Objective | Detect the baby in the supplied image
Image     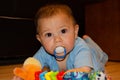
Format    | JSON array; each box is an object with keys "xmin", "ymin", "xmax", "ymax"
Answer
[
  {"xmin": 13, "ymin": 3, "xmax": 111, "ymax": 80},
  {"xmin": 34, "ymin": 3, "xmax": 108, "ymax": 72}
]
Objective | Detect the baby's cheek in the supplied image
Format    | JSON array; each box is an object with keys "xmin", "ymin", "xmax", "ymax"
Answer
[
  {"xmin": 44, "ymin": 45, "xmax": 54, "ymax": 54},
  {"xmin": 65, "ymin": 41, "xmax": 75, "ymax": 53}
]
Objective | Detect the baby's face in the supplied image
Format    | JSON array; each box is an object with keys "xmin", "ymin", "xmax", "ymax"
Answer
[{"xmin": 36, "ymin": 13, "xmax": 79, "ymax": 55}]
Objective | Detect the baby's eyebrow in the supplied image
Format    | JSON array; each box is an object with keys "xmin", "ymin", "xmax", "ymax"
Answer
[
  {"xmin": 59, "ymin": 25, "xmax": 70, "ymax": 29},
  {"xmin": 40, "ymin": 28, "xmax": 51, "ymax": 35}
]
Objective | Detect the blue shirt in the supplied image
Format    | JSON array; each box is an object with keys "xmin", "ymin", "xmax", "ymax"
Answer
[{"xmin": 33, "ymin": 37, "xmax": 108, "ymax": 71}]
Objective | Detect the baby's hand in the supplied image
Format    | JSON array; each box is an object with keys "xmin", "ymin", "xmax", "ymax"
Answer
[
  {"xmin": 12, "ymin": 76, "xmax": 23, "ymax": 80},
  {"xmin": 106, "ymin": 75, "xmax": 112, "ymax": 80}
]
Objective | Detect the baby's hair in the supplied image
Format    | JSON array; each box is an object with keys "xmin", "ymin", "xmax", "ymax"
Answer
[{"xmin": 35, "ymin": 4, "xmax": 77, "ymax": 34}]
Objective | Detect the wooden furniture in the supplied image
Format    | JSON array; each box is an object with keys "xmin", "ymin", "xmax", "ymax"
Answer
[
  {"xmin": 85, "ymin": 0, "xmax": 120, "ymax": 61},
  {"xmin": 0, "ymin": 18, "xmax": 40, "ymax": 65}
]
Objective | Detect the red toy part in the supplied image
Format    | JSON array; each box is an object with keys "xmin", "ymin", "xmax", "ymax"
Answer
[
  {"xmin": 56, "ymin": 71, "xmax": 65, "ymax": 80},
  {"xmin": 35, "ymin": 71, "xmax": 42, "ymax": 80}
]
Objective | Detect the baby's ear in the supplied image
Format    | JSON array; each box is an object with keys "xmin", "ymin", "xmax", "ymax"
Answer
[
  {"xmin": 36, "ymin": 34, "xmax": 41, "ymax": 43},
  {"xmin": 13, "ymin": 68, "xmax": 26, "ymax": 79},
  {"xmin": 74, "ymin": 24, "xmax": 79, "ymax": 38}
]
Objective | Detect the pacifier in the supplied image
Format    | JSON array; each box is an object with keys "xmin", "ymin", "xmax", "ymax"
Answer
[{"xmin": 54, "ymin": 46, "xmax": 66, "ymax": 59}]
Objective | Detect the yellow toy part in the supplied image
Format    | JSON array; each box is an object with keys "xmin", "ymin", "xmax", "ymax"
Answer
[
  {"xmin": 13, "ymin": 57, "xmax": 42, "ymax": 80},
  {"xmin": 23, "ymin": 57, "xmax": 41, "ymax": 67}
]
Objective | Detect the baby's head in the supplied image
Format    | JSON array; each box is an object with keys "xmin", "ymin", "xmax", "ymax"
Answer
[{"xmin": 35, "ymin": 4, "xmax": 79, "ymax": 59}]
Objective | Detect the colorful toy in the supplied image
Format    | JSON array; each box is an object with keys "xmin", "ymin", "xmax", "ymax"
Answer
[
  {"xmin": 57, "ymin": 71, "xmax": 65, "ymax": 80},
  {"xmin": 40, "ymin": 71, "xmax": 47, "ymax": 80},
  {"xmin": 33, "ymin": 71, "xmax": 106, "ymax": 80},
  {"xmin": 35, "ymin": 71, "xmax": 64, "ymax": 80},
  {"xmin": 63, "ymin": 72, "xmax": 89, "ymax": 80},
  {"xmin": 13, "ymin": 57, "xmax": 42, "ymax": 80},
  {"xmin": 45, "ymin": 71, "xmax": 58, "ymax": 80},
  {"xmin": 35, "ymin": 71, "xmax": 42, "ymax": 80},
  {"xmin": 13, "ymin": 57, "xmax": 107, "ymax": 80},
  {"xmin": 89, "ymin": 71, "xmax": 107, "ymax": 80}
]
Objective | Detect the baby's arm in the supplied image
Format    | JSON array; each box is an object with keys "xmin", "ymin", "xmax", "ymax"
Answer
[{"xmin": 64, "ymin": 66, "xmax": 91, "ymax": 74}]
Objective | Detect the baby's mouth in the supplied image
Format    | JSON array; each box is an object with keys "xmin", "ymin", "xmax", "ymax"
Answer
[{"xmin": 53, "ymin": 46, "xmax": 66, "ymax": 60}]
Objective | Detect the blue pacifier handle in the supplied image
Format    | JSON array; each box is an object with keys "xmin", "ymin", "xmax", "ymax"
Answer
[{"xmin": 54, "ymin": 47, "xmax": 66, "ymax": 59}]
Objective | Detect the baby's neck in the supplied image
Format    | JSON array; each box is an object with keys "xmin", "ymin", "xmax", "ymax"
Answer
[{"xmin": 56, "ymin": 54, "xmax": 69, "ymax": 71}]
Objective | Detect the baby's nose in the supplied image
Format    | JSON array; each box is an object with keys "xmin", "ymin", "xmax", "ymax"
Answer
[{"xmin": 54, "ymin": 35, "xmax": 62, "ymax": 42}]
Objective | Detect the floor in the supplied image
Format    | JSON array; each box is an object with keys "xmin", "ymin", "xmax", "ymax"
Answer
[
  {"xmin": 0, "ymin": 64, "xmax": 22, "ymax": 80},
  {"xmin": 105, "ymin": 61, "xmax": 120, "ymax": 80},
  {"xmin": 0, "ymin": 61, "xmax": 120, "ymax": 80}
]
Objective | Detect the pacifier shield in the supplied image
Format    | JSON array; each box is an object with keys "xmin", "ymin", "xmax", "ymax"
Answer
[{"xmin": 54, "ymin": 46, "xmax": 66, "ymax": 59}]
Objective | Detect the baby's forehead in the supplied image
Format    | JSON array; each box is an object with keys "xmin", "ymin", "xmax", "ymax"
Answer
[
  {"xmin": 38, "ymin": 17, "xmax": 72, "ymax": 29},
  {"xmin": 36, "ymin": 13, "xmax": 75, "ymax": 33},
  {"xmin": 38, "ymin": 12, "xmax": 70, "ymax": 22},
  {"xmin": 39, "ymin": 14, "xmax": 73, "ymax": 26}
]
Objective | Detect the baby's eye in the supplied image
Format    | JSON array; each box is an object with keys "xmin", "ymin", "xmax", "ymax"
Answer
[
  {"xmin": 45, "ymin": 33, "xmax": 52, "ymax": 37},
  {"xmin": 61, "ymin": 29, "xmax": 67, "ymax": 34}
]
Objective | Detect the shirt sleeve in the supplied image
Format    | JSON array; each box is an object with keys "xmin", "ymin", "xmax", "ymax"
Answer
[
  {"xmin": 74, "ymin": 49, "xmax": 93, "ymax": 69},
  {"xmin": 74, "ymin": 37, "xmax": 94, "ymax": 69},
  {"xmin": 33, "ymin": 47, "xmax": 48, "ymax": 68},
  {"xmin": 33, "ymin": 47, "xmax": 59, "ymax": 71}
]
